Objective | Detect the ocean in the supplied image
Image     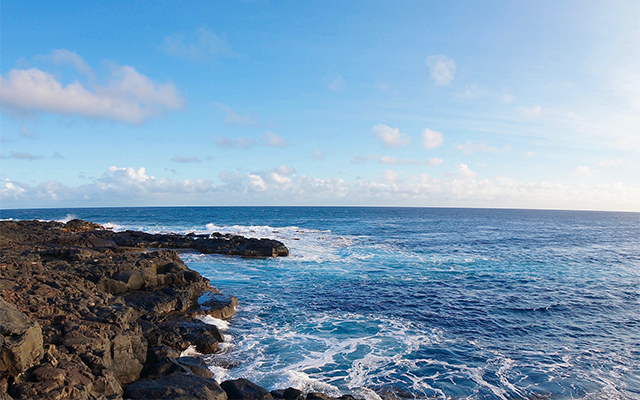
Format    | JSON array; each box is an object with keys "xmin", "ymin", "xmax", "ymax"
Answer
[{"xmin": 1, "ymin": 207, "xmax": 639, "ymax": 400}]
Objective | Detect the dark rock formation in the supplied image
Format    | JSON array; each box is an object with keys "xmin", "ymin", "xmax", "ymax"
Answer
[
  {"xmin": 124, "ymin": 371, "xmax": 227, "ymax": 400},
  {"xmin": 0, "ymin": 219, "xmax": 282, "ymax": 399},
  {"xmin": 221, "ymin": 378, "xmax": 273, "ymax": 400},
  {"xmin": 0, "ymin": 300, "xmax": 44, "ymax": 377}
]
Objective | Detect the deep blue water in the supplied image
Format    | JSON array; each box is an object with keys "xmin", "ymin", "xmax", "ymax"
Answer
[{"xmin": 2, "ymin": 207, "xmax": 639, "ymax": 400}]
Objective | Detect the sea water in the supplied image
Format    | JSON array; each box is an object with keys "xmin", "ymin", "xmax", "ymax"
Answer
[{"xmin": 2, "ymin": 207, "xmax": 639, "ymax": 399}]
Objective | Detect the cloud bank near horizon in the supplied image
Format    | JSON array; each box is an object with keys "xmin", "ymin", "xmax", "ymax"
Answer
[{"xmin": 2, "ymin": 165, "xmax": 637, "ymax": 212}]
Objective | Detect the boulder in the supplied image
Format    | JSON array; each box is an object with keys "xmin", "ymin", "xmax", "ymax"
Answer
[
  {"xmin": 221, "ymin": 378, "xmax": 274, "ymax": 400},
  {"xmin": 124, "ymin": 371, "xmax": 228, "ymax": 400},
  {"xmin": 176, "ymin": 356, "xmax": 214, "ymax": 378},
  {"xmin": 0, "ymin": 299, "xmax": 44, "ymax": 377}
]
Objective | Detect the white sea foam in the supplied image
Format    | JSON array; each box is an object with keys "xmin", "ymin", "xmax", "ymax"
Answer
[
  {"xmin": 56, "ymin": 213, "xmax": 77, "ymax": 223},
  {"xmin": 197, "ymin": 315, "xmax": 230, "ymax": 331}
]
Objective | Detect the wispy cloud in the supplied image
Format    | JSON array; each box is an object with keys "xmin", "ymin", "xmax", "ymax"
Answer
[
  {"xmin": 20, "ymin": 124, "xmax": 37, "ymax": 139},
  {"xmin": 518, "ymin": 105, "xmax": 543, "ymax": 118},
  {"xmin": 260, "ymin": 131, "xmax": 288, "ymax": 147},
  {"xmin": 214, "ymin": 102, "xmax": 259, "ymax": 126},
  {"xmin": 455, "ymin": 141, "xmax": 511, "ymax": 155},
  {"xmin": 573, "ymin": 166, "xmax": 599, "ymax": 177},
  {"xmin": 0, "ymin": 151, "xmax": 43, "ymax": 160},
  {"xmin": 215, "ymin": 132, "xmax": 288, "ymax": 149},
  {"xmin": 0, "ymin": 52, "xmax": 184, "ymax": 124},
  {"xmin": 171, "ymin": 156, "xmax": 201, "ymax": 163},
  {"xmin": 215, "ymin": 136, "xmax": 256, "ymax": 148},
  {"xmin": 426, "ymin": 55, "xmax": 456, "ymax": 86},
  {"xmin": 35, "ymin": 49, "xmax": 94, "ymax": 78},
  {"xmin": 327, "ymin": 75, "xmax": 346, "ymax": 92},
  {"xmin": 373, "ymin": 124, "xmax": 410, "ymax": 147},
  {"xmin": 312, "ymin": 149, "xmax": 327, "ymax": 160},
  {"xmin": 162, "ymin": 27, "xmax": 233, "ymax": 62}
]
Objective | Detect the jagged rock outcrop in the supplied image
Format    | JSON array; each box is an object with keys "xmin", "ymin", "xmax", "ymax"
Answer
[{"xmin": 0, "ymin": 219, "xmax": 272, "ymax": 399}]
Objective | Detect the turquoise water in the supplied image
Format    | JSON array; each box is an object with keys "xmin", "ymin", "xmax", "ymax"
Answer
[{"xmin": 2, "ymin": 207, "xmax": 639, "ymax": 399}]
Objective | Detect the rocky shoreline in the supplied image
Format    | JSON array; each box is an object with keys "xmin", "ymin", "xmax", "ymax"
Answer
[{"xmin": 0, "ymin": 219, "xmax": 357, "ymax": 400}]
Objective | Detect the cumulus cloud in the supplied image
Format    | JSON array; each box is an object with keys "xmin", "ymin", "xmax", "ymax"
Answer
[
  {"xmin": 373, "ymin": 124, "xmax": 410, "ymax": 147},
  {"xmin": 172, "ymin": 156, "xmax": 201, "ymax": 163},
  {"xmin": 0, "ymin": 151, "xmax": 43, "ymax": 161},
  {"xmin": 2, "ymin": 165, "xmax": 639, "ymax": 211},
  {"xmin": 214, "ymin": 102, "xmax": 258, "ymax": 126},
  {"xmin": 422, "ymin": 128, "xmax": 444, "ymax": 149},
  {"xmin": 0, "ymin": 53, "xmax": 184, "ymax": 124},
  {"xmin": 455, "ymin": 164, "xmax": 478, "ymax": 180},
  {"xmin": 455, "ymin": 141, "xmax": 511, "ymax": 155},
  {"xmin": 162, "ymin": 27, "xmax": 233, "ymax": 62},
  {"xmin": 426, "ymin": 55, "xmax": 456, "ymax": 86},
  {"xmin": 427, "ymin": 158, "xmax": 444, "ymax": 166}
]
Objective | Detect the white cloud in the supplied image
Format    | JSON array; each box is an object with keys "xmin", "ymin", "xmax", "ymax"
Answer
[
  {"xmin": 383, "ymin": 170, "xmax": 400, "ymax": 184},
  {"xmin": 455, "ymin": 141, "xmax": 511, "ymax": 155},
  {"xmin": 162, "ymin": 27, "xmax": 233, "ymax": 62},
  {"xmin": 172, "ymin": 156, "xmax": 201, "ymax": 163},
  {"xmin": 2, "ymin": 165, "xmax": 639, "ymax": 211},
  {"xmin": 373, "ymin": 124, "xmax": 410, "ymax": 147},
  {"xmin": 214, "ymin": 102, "xmax": 258, "ymax": 126},
  {"xmin": 260, "ymin": 131, "xmax": 288, "ymax": 148},
  {"xmin": 247, "ymin": 174, "xmax": 267, "ymax": 192},
  {"xmin": 0, "ymin": 58, "xmax": 184, "ymax": 124},
  {"xmin": 573, "ymin": 166, "xmax": 600, "ymax": 177},
  {"xmin": 427, "ymin": 158, "xmax": 444, "ymax": 166},
  {"xmin": 426, "ymin": 55, "xmax": 456, "ymax": 86},
  {"xmin": 422, "ymin": 128, "xmax": 444, "ymax": 149},
  {"xmin": 455, "ymin": 164, "xmax": 478, "ymax": 180}
]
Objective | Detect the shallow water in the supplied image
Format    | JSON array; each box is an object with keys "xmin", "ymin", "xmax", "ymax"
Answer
[{"xmin": 2, "ymin": 207, "xmax": 639, "ymax": 399}]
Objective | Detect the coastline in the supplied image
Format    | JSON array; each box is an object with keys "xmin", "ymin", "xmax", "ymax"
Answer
[{"xmin": 0, "ymin": 219, "xmax": 349, "ymax": 400}]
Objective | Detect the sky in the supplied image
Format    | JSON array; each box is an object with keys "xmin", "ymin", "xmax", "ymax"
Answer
[{"xmin": 1, "ymin": 1, "xmax": 639, "ymax": 211}]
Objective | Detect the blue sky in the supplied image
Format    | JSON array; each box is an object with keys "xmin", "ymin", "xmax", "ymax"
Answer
[{"xmin": 1, "ymin": 1, "xmax": 638, "ymax": 211}]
